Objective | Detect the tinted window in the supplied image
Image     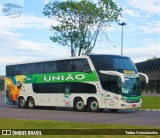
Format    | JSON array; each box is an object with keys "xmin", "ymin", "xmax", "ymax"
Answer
[
  {"xmin": 73, "ymin": 59, "xmax": 91, "ymax": 72},
  {"xmin": 33, "ymin": 82, "xmax": 96, "ymax": 93},
  {"xmin": 64, "ymin": 82, "xmax": 96, "ymax": 93},
  {"xmin": 32, "ymin": 83, "xmax": 49, "ymax": 93},
  {"xmin": 43, "ymin": 61, "xmax": 57, "ymax": 73},
  {"xmin": 6, "ymin": 66, "xmax": 13, "ymax": 76},
  {"xmin": 59, "ymin": 60, "xmax": 72, "ymax": 72},
  {"xmin": 90, "ymin": 56, "xmax": 115, "ymax": 72},
  {"xmin": 112, "ymin": 57, "xmax": 136, "ymax": 71},
  {"xmin": 20, "ymin": 64, "xmax": 31, "ymax": 75},
  {"xmin": 31, "ymin": 63, "xmax": 43, "ymax": 74},
  {"xmin": 32, "ymin": 83, "xmax": 63, "ymax": 93},
  {"xmin": 49, "ymin": 83, "xmax": 63, "ymax": 93},
  {"xmin": 12, "ymin": 65, "xmax": 20, "ymax": 75},
  {"xmin": 100, "ymin": 74, "xmax": 121, "ymax": 94}
]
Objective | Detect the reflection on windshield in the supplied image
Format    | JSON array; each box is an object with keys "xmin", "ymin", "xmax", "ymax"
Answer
[{"xmin": 122, "ymin": 78, "xmax": 141, "ymax": 97}]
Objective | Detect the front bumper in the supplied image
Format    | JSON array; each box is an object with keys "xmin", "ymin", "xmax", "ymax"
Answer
[{"xmin": 118, "ymin": 99, "xmax": 142, "ymax": 109}]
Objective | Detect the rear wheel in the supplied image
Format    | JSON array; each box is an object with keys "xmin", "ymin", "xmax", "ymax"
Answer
[
  {"xmin": 88, "ymin": 99, "xmax": 100, "ymax": 112},
  {"xmin": 18, "ymin": 97, "xmax": 26, "ymax": 108},
  {"xmin": 27, "ymin": 98, "xmax": 35, "ymax": 109},
  {"xmin": 74, "ymin": 98, "xmax": 86, "ymax": 111}
]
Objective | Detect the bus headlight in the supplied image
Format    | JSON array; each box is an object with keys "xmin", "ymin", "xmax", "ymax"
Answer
[{"xmin": 121, "ymin": 98, "xmax": 127, "ymax": 102}]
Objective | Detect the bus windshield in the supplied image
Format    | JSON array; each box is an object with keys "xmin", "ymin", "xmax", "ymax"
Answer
[
  {"xmin": 121, "ymin": 78, "xmax": 141, "ymax": 97},
  {"xmin": 112, "ymin": 57, "xmax": 137, "ymax": 72}
]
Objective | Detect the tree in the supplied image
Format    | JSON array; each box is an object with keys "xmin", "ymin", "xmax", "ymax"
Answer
[{"xmin": 43, "ymin": 0, "xmax": 122, "ymax": 56}]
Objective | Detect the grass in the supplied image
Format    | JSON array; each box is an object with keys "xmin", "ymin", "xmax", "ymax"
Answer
[
  {"xmin": 0, "ymin": 118, "xmax": 159, "ymax": 138},
  {"xmin": 141, "ymin": 96, "xmax": 160, "ymax": 109}
]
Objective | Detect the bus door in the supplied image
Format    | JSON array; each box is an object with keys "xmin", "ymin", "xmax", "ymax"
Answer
[{"xmin": 101, "ymin": 75, "xmax": 121, "ymax": 109}]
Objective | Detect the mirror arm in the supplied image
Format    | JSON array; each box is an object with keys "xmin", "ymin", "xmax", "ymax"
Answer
[
  {"xmin": 100, "ymin": 70, "xmax": 125, "ymax": 84},
  {"xmin": 138, "ymin": 72, "xmax": 149, "ymax": 83}
]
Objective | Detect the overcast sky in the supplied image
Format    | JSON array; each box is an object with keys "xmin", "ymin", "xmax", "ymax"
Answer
[{"xmin": 0, "ymin": 0, "xmax": 160, "ymax": 75}]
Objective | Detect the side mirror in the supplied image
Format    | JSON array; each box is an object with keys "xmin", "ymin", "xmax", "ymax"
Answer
[{"xmin": 138, "ymin": 72, "xmax": 149, "ymax": 83}]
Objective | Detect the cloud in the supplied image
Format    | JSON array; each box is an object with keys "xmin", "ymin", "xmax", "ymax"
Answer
[
  {"xmin": 141, "ymin": 21, "xmax": 160, "ymax": 34},
  {"xmin": 0, "ymin": 31, "xmax": 69, "ymax": 65},
  {"xmin": 122, "ymin": 7, "xmax": 141, "ymax": 18},
  {"xmin": 0, "ymin": 14, "xmax": 58, "ymax": 30},
  {"xmin": 126, "ymin": 0, "xmax": 160, "ymax": 15},
  {"xmin": 94, "ymin": 42, "xmax": 160, "ymax": 63},
  {"xmin": 41, "ymin": 0, "xmax": 50, "ymax": 4}
]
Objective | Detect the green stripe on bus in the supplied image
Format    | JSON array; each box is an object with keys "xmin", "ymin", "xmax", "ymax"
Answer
[{"xmin": 23, "ymin": 71, "xmax": 99, "ymax": 83}]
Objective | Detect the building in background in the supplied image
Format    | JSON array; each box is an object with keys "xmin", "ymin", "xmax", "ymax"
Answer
[{"xmin": 136, "ymin": 57, "xmax": 160, "ymax": 93}]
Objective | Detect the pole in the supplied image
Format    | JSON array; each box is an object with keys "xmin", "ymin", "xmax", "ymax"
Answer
[{"xmin": 118, "ymin": 22, "xmax": 127, "ymax": 56}]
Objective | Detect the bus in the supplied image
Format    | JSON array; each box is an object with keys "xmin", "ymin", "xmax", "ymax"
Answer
[{"xmin": 5, "ymin": 55, "xmax": 148, "ymax": 112}]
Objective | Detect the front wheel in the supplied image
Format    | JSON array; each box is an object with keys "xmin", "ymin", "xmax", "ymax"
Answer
[
  {"xmin": 88, "ymin": 99, "xmax": 100, "ymax": 112},
  {"xmin": 27, "ymin": 98, "xmax": 35, "ymax": 109},
  {"xmin": 18, "ymin": 97, "xmax": 26, "ymax": 108}
]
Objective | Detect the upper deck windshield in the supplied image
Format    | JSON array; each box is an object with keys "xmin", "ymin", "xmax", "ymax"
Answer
[{"xmin": 112, "ymin": 57, "xmax": 137, "ymax": 73}]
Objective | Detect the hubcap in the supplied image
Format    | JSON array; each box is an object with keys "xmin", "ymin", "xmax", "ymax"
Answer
[
  {"xmin": 29, "ymin": 101, "xmax": 33, "ymax": 107},
  {"xmin": 91, "ymin": 101, "xmax": 98, "ymax": 110},
  {"xmin": 20, "ymin": 99, "xmax": 25, "ymax": 106},
  {"xmin": 77, "ymin": 101, "xmax": 84, "ymax": 109}
]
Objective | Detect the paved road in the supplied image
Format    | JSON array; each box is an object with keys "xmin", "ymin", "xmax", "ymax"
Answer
[{"xmin": 0, "ymin": 91, "xmax": 160, "ymax": 127}]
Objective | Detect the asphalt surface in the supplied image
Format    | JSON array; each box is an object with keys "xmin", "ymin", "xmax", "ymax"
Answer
[{"xmin": 0, "ymin": 91, "xmax": 160, "ymax": 127}]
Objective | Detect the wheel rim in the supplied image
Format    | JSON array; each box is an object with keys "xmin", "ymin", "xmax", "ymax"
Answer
[
  {"xmin": 29, "ymin": 100, "xmax": 33, "ymax": 107},
  {"xmin": 77, "ymin": 101, "xmax": 84, "ymax": 110},
  {"xmin": 20, "ymin": 99, "xmax": 25, "ymax": 107},
  {"xmin": 91, "ymin": 101, "xmax": 98, "ymax": 110}
]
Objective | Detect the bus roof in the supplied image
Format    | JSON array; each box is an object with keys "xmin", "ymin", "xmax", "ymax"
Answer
[{"xmin": 6, "ymin": 54, "xmax": 130, "ymax": 66}]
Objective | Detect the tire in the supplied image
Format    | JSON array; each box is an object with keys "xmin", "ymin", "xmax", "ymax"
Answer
[
  {"xmin": 109, "ymin": 109, "xmax": 118, "ymax": 112},
  {"xmin": 27, "ymin": 98, "xmax": 35, "ymax": 109},
  {"xmin": 18, "ymin": 97, "xmax": 26, "ymax": 108},
  {"xmin": 88, "ymin": 99, "xmax": 100, "ymax": 112},
  {"xmin": 74, "ymin": 98, "xmax": 86, "ymax": 111}
]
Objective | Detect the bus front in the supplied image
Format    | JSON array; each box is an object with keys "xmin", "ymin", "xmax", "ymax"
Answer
[
  {"xmin": 112, "ymin": 56, "xmax": 143, "ymax": 109},
  {"xmin": 90, "ymin": 55, "xmax": 148, "ymax": 110}
]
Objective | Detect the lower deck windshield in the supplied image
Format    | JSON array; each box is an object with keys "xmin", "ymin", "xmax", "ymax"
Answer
[{"xmin": 121, "ymin": 78, "xmax": 141, "ymax": 97}]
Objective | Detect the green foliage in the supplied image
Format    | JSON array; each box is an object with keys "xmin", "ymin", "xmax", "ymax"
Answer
[{"xmin": 43, "ymin": 0, "xmax": 122, "ymax": 56}]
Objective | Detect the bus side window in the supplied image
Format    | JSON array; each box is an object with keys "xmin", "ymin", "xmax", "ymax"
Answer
[
  {"xmin": 20, "ymin": 64, "xmax": 31, "ymax": 75},
  {"xmin": 71, "ymin": 82, "xmax": 96, "ymax": 93},
  {"xmin": 64, "ymin": 83, "xmax": 71, "ymax": 93},
  {"xmin": 31, "ymin": 63, "xmax": 43, "ymax": 74},
  {"xmin": 59, "ymin": 60, "xmax": 72, "ymax": 72},
  {"xmin": 12, "ymin": 65, "xmax": 20, "ymax": 75},
  {"xmin": 100, "ymin": 75, "xmax": 121, "ymax": 94},
  {"xmin": 73, "ymin": 59, "xmax": 91, "ymax": 73},
  {"xmin": 43, "ymin": 61, "xmax": 58, "ymax": 73},
  {"xmin": 6, "ymin": 66, "xmax": 13, "ymax": 76}
]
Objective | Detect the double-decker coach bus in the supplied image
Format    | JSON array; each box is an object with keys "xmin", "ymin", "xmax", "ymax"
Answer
[{"xmin": 5, "ymin": 55, "xmax": 148, "ymax": 112}]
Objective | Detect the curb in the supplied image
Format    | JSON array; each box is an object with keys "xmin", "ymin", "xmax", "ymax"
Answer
[{"xmin": 126, "ymin": 109, "xmax": 160, "ymax": 111}]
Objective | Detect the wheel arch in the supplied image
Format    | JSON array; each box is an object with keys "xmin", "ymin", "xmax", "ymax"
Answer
[
  {"xmin": 87, "ymin": 97, "xmax": 99, "ymax": 106},
  {"xmin": 26, "ymin": 96, "xmax": 36, "ymax": 105},
  {"xmin": 73, "ymin": 96, "xmax": 86, "ymax": 105},
  {"xmin": 18, "ymin": 96, "xmax": 25, "ymax": 102}
]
